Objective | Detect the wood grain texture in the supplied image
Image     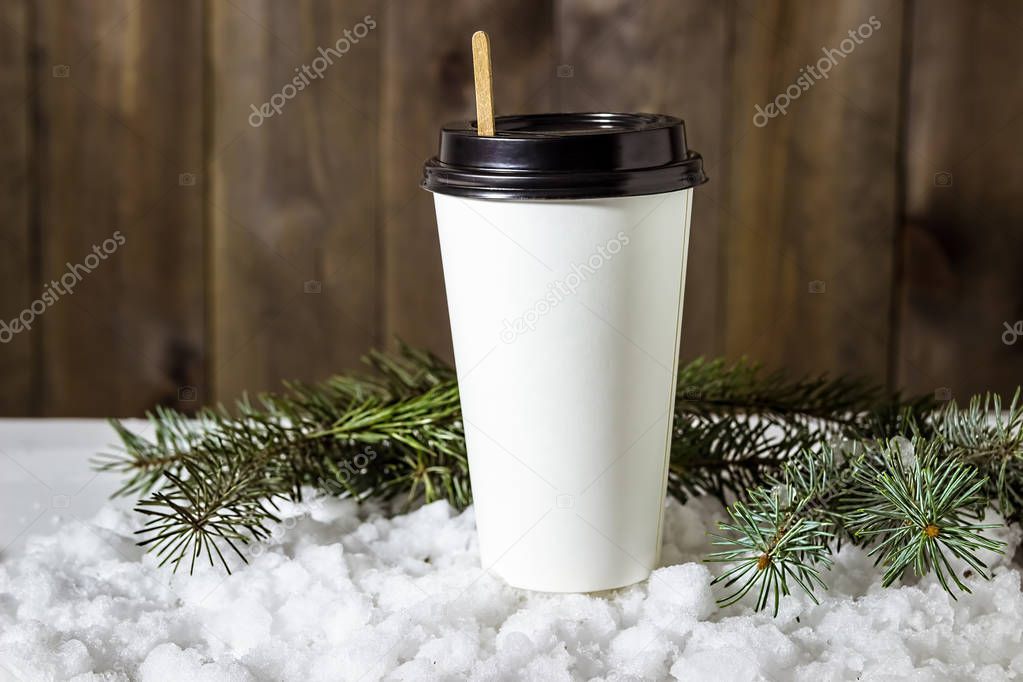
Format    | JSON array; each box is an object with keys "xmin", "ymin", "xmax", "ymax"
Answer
[
  {"xmin": 209, "ymin": 0, "xmax": 381, "ymax": 403},
  {"xmin": 4, "ymin": 0, "xmax": 1023, "ymax": 416},
  {"xmin": 471, "ymin": 30, "xmax": 495, "ymax": 136},
  {"xmin": 895, "ymin": 0, "xmax": 1023, "ymax": 399},
  {"xmin": 557, "ymin": 0, "xmax": 730, "ymax": 362},
  {"xmin": 723, "ymin": 0, "xmax": 904, "ymax": 381},
  {"xmin": 0, "ymin": 0, "xmax": 32, "ymax": 415},
  {"xmin": 379, "ymin": 0, "xmax": 555, "ymax": 360},
  {"xmin": 35, "ymin": 0, "xmax": 204, "ymax": 416}
]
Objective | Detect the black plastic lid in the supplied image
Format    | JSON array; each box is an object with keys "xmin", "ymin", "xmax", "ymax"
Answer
[{"xmin": 421, "ymin": 112, "xmax": 707, "ymax": 200}]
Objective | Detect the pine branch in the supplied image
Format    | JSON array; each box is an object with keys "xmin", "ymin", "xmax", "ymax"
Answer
[
  {"xmin": 709, "ymin": 426, "xmax": 1014, "ymax": 614},
  {"xmin": 933, "ymin": 390, "xmax": 1023, "ymax": 521},
  {"xmin": 706, "ymin": 444, "xmax": 854, "ymax": 614},
  {"xmin": 94, "ymin": 345, "xmax": 468, "ymax": 572},
  {"xmin": 846, "ymin": 437, "xmax": 1003, "ymax": 593},
  {"xmin": 97, "ymin": 345, "xmax": 979, "ymax": 595},
  {"xmin": 674, "ymin": 357, "xmax": 926, "ymax": 430},
  {"xmin": 668, "ymin": 415, "xmax": 795, "ymax": 503},
  {"xmin": 670, "ymin": 358, "xmax": 926, "ymax": 503}
]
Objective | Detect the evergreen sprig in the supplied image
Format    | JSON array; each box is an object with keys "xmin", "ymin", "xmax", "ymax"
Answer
[
  {"xmin": 707, "ymin": 442, "xmax": 862, "ymax": 612},
  {"xmin": 666, "ymin": 358, "xmax": 927, "ymax": 504},
  {"xmin": 937, "ymin": 391, "xmax": 1023, "ymax": 521},
  {"xmin": 96, "ymin": 347, "xmax": 1022, "ymax": 615},
  {"xmin": 709, "ymin": 395, "xmax": 1022, "ymax": 615},
  {"xmin": 94, "ymin": 345, "xmax": 470, "ymax": 572},
  {"xmin": 847, "ymin": 437, "xmax": 1002, "ymax": 593}
]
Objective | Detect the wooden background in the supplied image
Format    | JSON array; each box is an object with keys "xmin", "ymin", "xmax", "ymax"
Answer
[{"xmin": 1, "ymin": 0, "xmax": 1021, "ymax": 417}]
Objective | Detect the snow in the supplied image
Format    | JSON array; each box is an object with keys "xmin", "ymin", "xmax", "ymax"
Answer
[
  {"xmin": 1, "ymin": 490, "xmax": 1022, "ymax": 682},
  {"xmin": 1, "ymin": 420, "xmax": 1022, "ymax": 681}
]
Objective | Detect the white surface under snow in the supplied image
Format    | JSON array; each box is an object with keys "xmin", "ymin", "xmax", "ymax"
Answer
[{"xmin": 2, "ymin": 420, "xmax": 1023, "ymax": 681}]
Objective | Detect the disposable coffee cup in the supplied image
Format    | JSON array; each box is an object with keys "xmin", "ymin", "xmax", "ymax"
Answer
[{"xmin": 422, "ymin": 113, "xmax": 706, "ymax": 592}]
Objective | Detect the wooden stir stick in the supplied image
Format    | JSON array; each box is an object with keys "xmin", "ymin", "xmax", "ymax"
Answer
[{"xmin": 471, "ymin": 31, "xmax": 495, "ymax": 136}]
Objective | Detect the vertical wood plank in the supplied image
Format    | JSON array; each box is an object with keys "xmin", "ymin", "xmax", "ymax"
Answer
[
  {"xmin": 556, "ymin": 0, "xmax": 731, "ymax": 362},
  {"xmin": 379, "ymin": 0, "xmax": 556, "ymax": 360},
  {"xmin": 896, "ymin": 0, "xmax": 1023, "ymax": 399},
  {"xmin": 209, "ymin": 0, "xmax": 381, "ymax": 403},
  {"xmin": 35, "ymin": 0, "xmax": 204, "ymax": 416},
  {"xmin": 0, "ymin": 0, "xmax": 32, "ymax": 415},
  {"xmin": 723, "ymin": 0, "xmax": 904, "ymax": 381}
]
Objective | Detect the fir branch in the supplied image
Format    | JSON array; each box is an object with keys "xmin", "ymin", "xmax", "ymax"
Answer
[
  {"xmin": 709, "ymin": 427, "xmax": 1013, "ymax": 614},
  {"xmin": 706, "ymin": 444, "xmax": 854, "ymax": 614},
  {"xmin": 846, "ymin": 437, "xmax": 1003, "ymax": 594},
  {"xmin": 94, "ymin": 345, "xmax": 468, "ymax": 572},
  {"xmin": 707, "ymin": 484, "xmax": 833, "ymax": 614},
  {"xmin": 674, "ymin": 357, "xmax": 925, "ymax": 430},
  {"xmin": 670, "ymin": 358, "xmax": 924, "ymax": 503},
  {"xmin": 933, "ymin": 390, "xmax": 1023, "ymax": 521},
  {"xmin": 99, "ymin": 344, "xmax": 991, "ymax": 598},
  {"xmin": 667, "ymin": 415, "xmax": 795, "ymax": 503}
]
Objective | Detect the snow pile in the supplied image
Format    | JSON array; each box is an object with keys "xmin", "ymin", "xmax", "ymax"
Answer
[{"xmin": 1, "ymin": 494, "xmax": 1022, "ymax": 681}]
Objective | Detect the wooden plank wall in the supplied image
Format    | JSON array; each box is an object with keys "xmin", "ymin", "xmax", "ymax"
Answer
[
  {"xmin": 896, "ymin": 0, "xmax": 1023, "ymax": 401},
  {"xmin": 0, "ymin": 0, "xmax": 30, "ymax": 415},
  {"xmin": 1, "ymin": 0, "xmax": 1020, "ymax": 416},
  {"xmin": 210, "ymin": 0, "xmax": 381, "ymax": 402},
  {"xmin": 725, "ymin": 0, "xmax": 904, "ymax": 381},
  {"xmin": 35, "ymin": 0, "xmax": 205, "ymax": 415}
]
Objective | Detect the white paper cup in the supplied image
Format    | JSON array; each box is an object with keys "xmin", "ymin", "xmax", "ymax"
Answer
[{"xmin": 423, "ymin": 113, "xmax": 705, "ymax": 592}]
